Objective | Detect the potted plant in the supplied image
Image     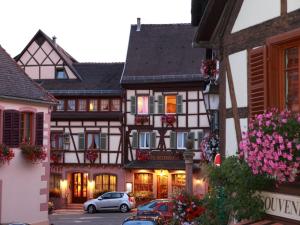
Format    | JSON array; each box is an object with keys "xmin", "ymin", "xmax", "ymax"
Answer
[
  {"xmin": 135, "ymin": 115, "xmax": 149, "ymax": 125},
  {"xmin": 86, "ymin": 149, "xmax": 98, "ymax": 163},
  {"xmin": 200, "ymin": 133, "xmax": 219, "ymax": 164},
  {"xmin": 20, "ymin": 143, "xmax": 47, "ymax": 164},
  {"xmin": 0, "ymin": 144, "xmax": 14, "ymax": 165},
  {"xmin": 200, "ymin": 59, "xmax": 219, "ymax": 82},
  {"xmin": 161, "ymin": 115, "xmax": 176, "ymax": 126},
  {"xmin": 239, "ymin": 108, "xmax": 300, "ymax": 183},
  {"xmin": 136, "ymin": 149, "xmax": 150, "ymax": 161},
  {"xmin": 50, "ymin": 151, "xmax": 62, "ymax": 163}
]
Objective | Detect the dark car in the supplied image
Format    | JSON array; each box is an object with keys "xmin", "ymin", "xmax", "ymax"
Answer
[
  {"xmin": 137, "ymin": 199, "xmax": 173, "ymax": 221},
  {"xmin": 122, "ymin": 216, "xmax": 163, "ymax": 225}
]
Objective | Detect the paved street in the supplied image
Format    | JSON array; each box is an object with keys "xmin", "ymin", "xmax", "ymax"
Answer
[{"xmin": 49, "ymin": 210, "xmax": 135, "ymax": 225}]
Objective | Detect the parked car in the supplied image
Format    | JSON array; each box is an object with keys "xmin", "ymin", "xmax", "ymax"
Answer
[
  {"xmin": 83, "ymin": 192, "xmax": 135, "ymax": 213},
  {"xmin": 137, "ymin": 199, "xmax": 173, "ymax": 221},
  {"xmin": 122, "ymin": 216, "xmax": 163, "ymax": 225}
]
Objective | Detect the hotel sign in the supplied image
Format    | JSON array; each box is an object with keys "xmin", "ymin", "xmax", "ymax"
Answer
[{"xmin": 261, "ymin": 191, "xmax": 300, "ymax": 221}]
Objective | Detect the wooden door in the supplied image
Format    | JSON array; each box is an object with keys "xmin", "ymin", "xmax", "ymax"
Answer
[
  {"xmin": 157, "ymin": 175, "xmax": 168, "ymax": 199},
  {"xmin": 72, "ymin": 172, "xmax": 88, "ymax": 203}
]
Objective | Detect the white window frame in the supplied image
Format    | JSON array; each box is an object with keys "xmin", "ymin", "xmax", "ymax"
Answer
[
  {"xmin": 67, "ymin": 99, "xmax": 76, "ymax": 111},
  {"xmin": 57, "ymin": 100, "xmax": 65, "ymax": 111},
  {"xmin": 137, "ymin": 96, "xmax": 149, "ymax": 115},
  {"xmin": 139, "ymin": 132, "xmax": 150, "ymax": 149},
  {"xmin": 177, "ymin": 132, "xmax": 188, "ymax": 149},
  {"xmin": 165, "ymin": 95, "xmax": 177, "ymax": 114}
]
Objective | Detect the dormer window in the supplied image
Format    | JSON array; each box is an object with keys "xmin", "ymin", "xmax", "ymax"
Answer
[{"xmin": 55, "ymin": 68, "xmax": 67, "ymax": 79}]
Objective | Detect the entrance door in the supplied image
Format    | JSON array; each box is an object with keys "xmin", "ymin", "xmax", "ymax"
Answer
[
  {"xmin": 157, "ymin": 175, "xmax": 168, "ymax": 198},
  {"xmin": 72, "ymin": 172, "xmax": 88, "ymax": 203}
]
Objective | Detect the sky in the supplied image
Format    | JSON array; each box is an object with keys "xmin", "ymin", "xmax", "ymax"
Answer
[{"xmin": 0, "ymin": 0, "xmax": 191, "ymax": 62}]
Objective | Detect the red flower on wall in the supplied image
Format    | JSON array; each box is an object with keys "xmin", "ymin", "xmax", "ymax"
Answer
[
  {"xmin": 135, "ymin": 115, "xmax": 149, "ymax": 125},
  {"xmin": 136, "ymin": 149, "xmax": 150, "ymax": 161},
  {"xmin": 161, "ymin": 115, "xmax": 176, "ymax": 126},
  {"xmin": 0, "ymin": 144, "xmax": 14, "ymax": 165},
  {"xmin": 86, "ymin": 149, "xmax": 98, "ymax": 163},
  {"xmin": 50, "ymin": 151, "xmax": 62, "ymax": 163}
]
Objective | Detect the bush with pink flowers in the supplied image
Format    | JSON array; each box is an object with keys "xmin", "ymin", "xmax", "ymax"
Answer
[{"xmin": 239, "ymin": 108, "xmax": 300, "ymax": 183}]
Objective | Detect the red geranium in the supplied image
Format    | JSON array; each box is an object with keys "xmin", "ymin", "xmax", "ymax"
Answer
[
  {"xmin": 135, "ymin": 115, "xmax": 149, "ymax": 125},
  {"xmin": 0, "ymin": 144, "xmax": 14, "ymax": 165},
  {"xmin": 136, "ymin": 149, "xmax": 150, "ymax": 161},
  {"xmin": 20, "ymin": 143, "xmax": 47, "ymax": 164},
  {"xmin": 86, "ymin": 149, "xmax": 98, "ymax": 163}
]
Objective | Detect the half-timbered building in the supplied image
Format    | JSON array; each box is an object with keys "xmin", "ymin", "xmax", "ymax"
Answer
[
  {"xmin": 193, "ymin": 0, "xmax": 300, "ymax": 224},
  {"xmin": 15, "ymin": 30, "xmax": 125, "ymax": 205},
  {"xmin": 121, "ymin": 21, "xmax": 210, "ymax": 199},
  {"xmin": 0, "ymin": 45, "xmax": 55, "ymax": 225}
]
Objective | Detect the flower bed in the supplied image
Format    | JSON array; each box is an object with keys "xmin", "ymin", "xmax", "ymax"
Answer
[
  {"xmin": 239, "ymin": 109, "xmax": 300, "ymax": 183},
  {"xmin": 86, "ymin": 149, "xmax": 98, "ymax": 163},
  {"xmin": 0, "ymin": 144, "xmax": 14, "ymax": 165},
  {"xmin": 20, "ymin": 143, "xmax": 47, "ymax": 164}
]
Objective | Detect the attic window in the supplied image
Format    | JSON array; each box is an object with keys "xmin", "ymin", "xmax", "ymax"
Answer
[{"xmin": 55, "ymin": 68, "xmax": 67, "ymax": 79}]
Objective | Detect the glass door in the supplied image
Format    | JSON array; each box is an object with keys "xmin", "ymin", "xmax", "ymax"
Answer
[
  {"xmin": 157, "ymin": 175, "xmax": 168, "ymax": 199},
  {"xmin": 72, "ymin": 172, "xmax": 88, "ymax": 203}
]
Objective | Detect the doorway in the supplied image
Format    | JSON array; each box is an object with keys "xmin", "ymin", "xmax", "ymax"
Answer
[
  {"xmin": 72, "ymin": 172, "xmax": 88, "ymax": 203},
  {"xmin": 157, "ymin": 174, "xmax": 168, "ymax": 198}
]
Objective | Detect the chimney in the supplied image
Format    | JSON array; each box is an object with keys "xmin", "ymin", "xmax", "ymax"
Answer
[
  {"xmin": 136, "ymin": 18, "xmax": 141, "ymax": 31},
  {"xmin": 52, "ymin": 36, "xmax": 57, "ymax": 47}
]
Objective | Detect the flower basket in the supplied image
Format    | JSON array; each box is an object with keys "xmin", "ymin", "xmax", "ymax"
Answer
[
  {"xmin": 161, "ymin": 115, "xmax": 176, "ymax": 126},
  {"xmin": 20, "ymin": 143, "xmax": 47, "ymax": 164},
  {"xmin": 86, "ymin": 149, "xmax": 98, "ymax": 163},
  {"xmin": 200, "ymin": 59, "xmax": 219, "ymax": 81},
  {"xmin": 50, "ymin": 151, "xmax": 62, "ymax": 163},
  {"xmin": 0, "ymin": 144, "xmax": 14, "ymax": 165},
  {"xmin": 135, "ymin": 115, "xmax": 149, "ymax": 125},
  {"xmin": 239, "ymin": 108, "xmax": 300, "ymax": 183},
  {"xmin": 136, "ymin": 149, "xmax": 150, "ymax": 161},
  {"xmin": 200, "ymin": 133, "xmax": 219, "ymax": 163}
]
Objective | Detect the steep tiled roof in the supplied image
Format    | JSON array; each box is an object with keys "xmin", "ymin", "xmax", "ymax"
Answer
[
  {"xmin": 0, "ymin": 45, "xmax": 55, "ymax": 104},
  {"xmin": 121, "ymin": 23, "xmax": 206, "ymax": 84},
  {"xmin": 38, "ymin": 63, "xmax": 124, "ymax": 96}
]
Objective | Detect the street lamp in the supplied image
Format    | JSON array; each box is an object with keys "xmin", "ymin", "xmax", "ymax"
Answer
[{"xmin": 203, "ymin": 83, "xmax": 219, "ymax": 132}]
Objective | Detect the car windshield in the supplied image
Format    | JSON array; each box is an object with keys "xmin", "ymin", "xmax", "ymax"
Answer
[{"xmin": 123, "ymin": 221, "xmax": 155, "ymax": 225}]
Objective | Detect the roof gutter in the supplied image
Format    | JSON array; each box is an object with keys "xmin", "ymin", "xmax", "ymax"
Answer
[{"xmin": 0, "ymin": 95, "xmax": 57, "ymax": 106}]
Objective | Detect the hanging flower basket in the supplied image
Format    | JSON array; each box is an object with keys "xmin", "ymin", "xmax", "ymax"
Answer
[
  {"xmin": 86, "ymin": 149, "xmax": 98, "ymax": 163},
  {"xmin": 50, "ymin": 151, "xmax": 62, "ymax": 163},
  {"xmin": 200, "ymin": 133, "xmax": 219, "ymax": 163},
  {"xmin": 239, "ymin": 108, "xmax": 300, "ymax": 183},
  {"xmin": 161, "ymin": 115, "xmax": 176, "ymax": 126},
  {"xmin": 135, "ymin": 115, "xmax": 149, "ymax": 125},
  {"xmin": 136, "ymin": 149, "xmax": 150, "ymax": 161},
  {"xmin": 0, "ymin": 144, "xmax": 14, "ymax": 165},
  {"xmin": 20, "ymin": 143, "xmax": 47, "ymax": 164}
]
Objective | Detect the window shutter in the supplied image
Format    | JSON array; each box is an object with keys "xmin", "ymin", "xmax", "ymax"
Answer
[
  {"xmin": 150, "ymin": 132, "xmax": 156, "ymax": 149},
  {"xmin": 149, "ymin": 96, "xmax": 155, "ymax": 114},
  {"xmin": 132, "ymin": 132, "xmax": 138, "ymax": 149},
  {"xmin": 100, "ymin": 133, "xmax": 107, "ymax": 150},
  {"xmin": 176, "ymin": 95, "xmax": 183, "ymax": 114},
  {"xmin": 130, "ymin": 96, "xmax": 136, "ymax": 115},
  {"xmin": 3, "ymin": 110, "xmax": 20, "ymax": 147},
  {"xmin": 35, "ymin": 112, "xmax": 44, "ymax": 146},
  {"xmin": 188, "ymin": 132, "xmax": 195, "ymax": 149},
  {"xmin": 170, "ymin": 131, "xmax": 177, "ymax": 149},
  {"xmin": 249, "ymin": 46, "xmax": 267, "ymax": 118},
  {"xmin": 158, "ymin": 95, "xmax": 164, "ymax": 114},
  {"xmin": 78, "ymin": 133, "xmax": 85, "ymax": 150},
  {"xmin": 198, "ymin": 131, "xmax": 204, "ymax": 142}
]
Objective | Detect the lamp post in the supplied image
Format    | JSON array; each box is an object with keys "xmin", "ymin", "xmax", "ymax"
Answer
[
  {"xmin": 203, "ymin": 83, "xmax": 219, "ymax": 133},
  {"xmin": 183, "ymin": 133, "xmax": 195, "ymax": 194}
]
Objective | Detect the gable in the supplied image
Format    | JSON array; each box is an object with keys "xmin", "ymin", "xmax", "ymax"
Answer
[
  {"xmin": 16, "ymin": 30, "xmax": 80, "ymax": 80},
  {"xmin": 231, "ymin": 0, "xmax": 281, "ymax": 33}
]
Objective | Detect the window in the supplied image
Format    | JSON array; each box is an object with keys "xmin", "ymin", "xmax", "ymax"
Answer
[
  {"xmin": 55, "ymin": 68, "xmax": 67, "ymax": 79},
  {"xmin": 78, "ymin": 99, "xmax": 87, "ymax": 111},
  {"xmin": 57, "ymin": 100, "xmax": 65, "ymax": 111},
  {"xmin": 165, "ymin": 95, "xmax": 176, "ymax": 114},
  {"xmin": 20, "ymin": 112, "xmax": 33, "ymax": 143},
  {"xmin": 137, "ymin": 96, "xmax": 149, "ymax": 114},
  {"xmin": 89, "ymin": 99, "xmax": 98, "ymax": 112},
  {"xmin": 111, "ymin": 99, "xmax": 120, "ymax": 111},
  {"xmin": 100, "ymin": 99, "xmax": 109, "ymax": 111},
  {"xmin": 50, "ymin": 173, "xmax": 62, "ymax": 190},
  {"xmin": 67, "ymin": 99, "xmax": 75, "ymax": 111},
  {"xmin": 134, "ymin": 173, "xmax": 153, "ymax": 193},
  {"xmin": 139, "ymin": 132, "xmax": 150, "ymax": 149},
  {"xmin": 172, "ymin": 174, "xmax": 186, "ymax": 193},
  {"xmin": 86, "ymin": 133, "xmax": 100, "ymax": 149},
  {"xmin": 51, "ymin": 132, "xmax": 64, "ymax": 149},
  {"xmin": 111, "ymin": 193, "xmax": 123, "ymax": 198},
  {"xmin": 95, "ymin": 174, "xmax": 117, "ymax": 193},
  {"xmin": 177, "ymin": 132, "xmax": 188, "ymax": 149}
]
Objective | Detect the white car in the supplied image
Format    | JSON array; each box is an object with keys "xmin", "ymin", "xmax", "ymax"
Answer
[{"xmin": 83, "ymin": 192, "xmax": 136, "ymax": 213}]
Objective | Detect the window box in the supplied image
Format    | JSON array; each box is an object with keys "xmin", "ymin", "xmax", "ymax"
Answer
[
  {"xmin": 0, "ymin": 144, "xmax": 14, "ymax": 165},
  {"xmin": 161, "ymin": 114, "xmax": 176, "ymax": 126},
  {"xmin": 86, "ymin": 149, "xmax": 98, "ymax": 163},
  {"xmin": 136, "ymin": 149, "xmax": 150, "ymax": 161},
  {"xmin": 135, "ymin": 115, "xmax": 149, "ymax": 125},
  {"xmin": 20, "ymin": 143, "xmax": 47, "ymax": 164}
]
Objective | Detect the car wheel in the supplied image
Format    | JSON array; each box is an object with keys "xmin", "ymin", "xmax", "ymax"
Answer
[
  {"xmin": 87, "ymin": 205, "xmax": 96, "ymax": 214},
  {"xmin": 120, "ymin": 204, "xmax": 129, "ymax": 213}
]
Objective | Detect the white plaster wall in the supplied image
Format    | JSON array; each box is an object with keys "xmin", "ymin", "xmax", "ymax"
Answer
[
  {"xmin": 110, "ymin": 153, "xmax": 117, "ymax": 164},
  {"xmin": 20, "ymin": 51, "xmax": 31, "ymax": 65},
  {"xmin": 65, "ymin": 66, "xmax": 77, "ymax": 79},
  {"xmin": 28, "ymin": 41, "xmax": 39, "ymax": 54},
  {"xmin": 110, "ymin": 136, "xmax": 120, "ymax": 150},
  {"xmin": 41, "ymin": 41, "xmax": 52, "ymax": 55},
  {"xmin": 177, "ymin": 116, "xmax": 185, "ymax": 127},
  {"xmin": 287, "ymin": 0, "xmax": 300, "ymax": 12},
  {"xmin": 232, "ymin": 0, "xmax": 281, "ymax": 33},
  {"xmin": 188, "ymin": 102, "xmax": 197, "ymax": 114},
  {"xmin": 228, "ymin": 50, "xmax": 248, "ymax": 108},
  {"xmin": 40, "ymin": 66, "xmax": 55, "ymax": 79},
  {"xmin": 0, "ymin": 100, "xmax": 49, "ymax": 225},
  {"xmin": 25, "ymin": 66, "xmax": 39, "ymax": 79},
  {"xmin": 34, "ymin": 48, "xmax": 47, "ymax": 64},
  {"xmin": 188, "ymin": 91, "xmax": 198, "ymax": 99},
  {"xmin": 188, "ymin": 115, "xmax": 198, "ymax": 127},
  {"xmin": 200, "ymin": 115, "xmax": 209, "ymax": 127},
  {"xmin": 199, "ymin": 101, "xmax": 206, "ymax": 113},
  {"xmin": 49, "ymin": 51, "xmax": 60, "ymax": 64}
]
